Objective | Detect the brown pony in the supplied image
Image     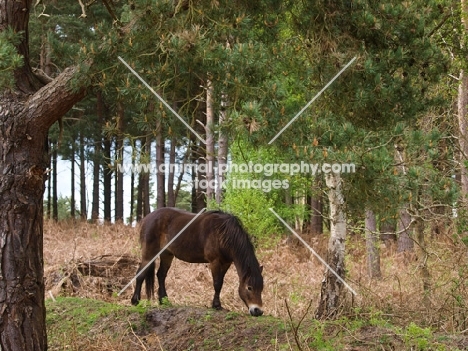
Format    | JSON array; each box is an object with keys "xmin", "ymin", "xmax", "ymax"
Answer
[{"xmin": 131, "ymin": 208, "xmax": 264, "ymax": 316}]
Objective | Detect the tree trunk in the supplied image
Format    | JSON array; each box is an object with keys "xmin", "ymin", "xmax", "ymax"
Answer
[
  {"xmin": 316, "ymin": 172, "xmax": 347, "ymax": 319},
  {"xmin": 205, "ymin": 80, "xmax": 215, "ymax": 202},
  {"xmin": 103, "ymin": 136, "xmax": 112, "ymax": 222},
  {"xmin": 46, "ymin": 145, "xmax": 51, "ymax": 220},
  {"xmin": 295, "ymin": 193, "xmax": 305, "ymax": 231},
  {"xmin": 91, "ymin": 140, "xmax": 101, "ymax": 222},
  {"xmin": 114, "ymin": 103, "xmax": 124, "ymax": 222},
  {"xmin": 310, "ymin": 177, "xmax": 323, "ymax": 235},
  {"xmin": 196, "ymin": 143, "xmax": 207, "ymax": 211},
  {"xmin": 0, "ymin": 103, "xmax": 48, "ymax": 350},
  {"xmin": 310, "ymin": 196, "xmax": 323, "ymax": 234},
  {"xmin": 70, "ymin": 140, "xmax": 76, "ymax": 219},
  {"xmin": 0, "ymin": 109, "xmax": 48, "ymax": 350},
  {"xmin": 0, "ymin": 3, "xmax": 86, "ymax": 348},
  {"xmin": 137, "ymin": 137, "xmax": 150, "ymax": 221},
  {"xmin": 143, "ymin": 134, "xmax": 151, "ymax": 216},
  {"xmin": 380, "ymin": 218, "xmax": 396, "ymax": 242},
  {"xmin": 52, "ymin": 142, "xmax": 58, "ymax": 221},
  {"xmin": 397, "ymin": 208, "xmax": 414, "ymax": 253},
  {"xmin": 129, "ymin": 140, "xmax": 136, "ymax": 224},
  {"xmin": 284, "ymin": 187, "xmax": 292, "ymax": 206},
  {"xmin": 414, "ymin": 216, "xmax": 431, "ymax": 293},
  {"xmin": 167, "ymin": 137, "xmax": 176, "ymax": 207},
  {"xmin": 92, "ymin": 92, "xmax": 105, "ymax": 222},
  {"xmin": 191, "ymin": 138, "xmax": 199, "ymax": 213},
  {"xmin": 136, "ymin": 171, "xmax": 144, "ymax": 222},
  {"xmin": 136, "ymin": 138, "xmax": 145, "ymax": 222},
  {"xmin": 156, "ymin": 120, "xmax": 166, "ymax": 209},
  {"xmin": 216, "ymin": 100, "xmax": 228, "ymax": 204},
  {"xmin": 79, "ymin": 129, "xmax": 87, "ymax": 220},
  {"xmin": 365, "ymin": 209, "xmax": 381, "ymax": 279}
]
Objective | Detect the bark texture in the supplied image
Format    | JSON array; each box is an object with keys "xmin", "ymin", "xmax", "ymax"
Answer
[
  {"xmin": 0, "ymin": 2, "xmax": 86, "ymax": 348},
  {"xmin": 414, "ymin": 216, "xmax": 431, "ymax": 293},
  {"xmin": 397, "ymin": 208, "xmax": 414, "ymax": 253},
  {"xmin": 103, "ymin": 135, "xmax": 112, "ymax": 222},
  {"xmin": 51, "ymin": 143, "xmax": 58, "ymax": 221},
  {"xmin": 70, "ymin": 141, "xmax": 76, "ymax": 219},
  {"xmin": 316, "ymin": 172, "xmax": 347, "ymax": 319},
  {"xmin": 91, "ymin": 92, "xmax": 104, "ymax": 222},
  {"xmin": 114, "ymin": 103, "xmax": 124, "ymax": 221},
  {"xmin": 79, "ymin": 130, "xmax": 87, "ymax": 220},
  {"xmin": 365, "ymin": 209, "xmax": 381, "ymax": 279},
  {"xmin": 0, "ymin": 70, "xmax": 86, "ymax": 350},
  {"xmin": 156, "ymin": 119, "xmax": 165, "ymax": 209},
  {"xmin": 167, "ymin": 137, "xmax": 176, "ymax": 207},
  {"xmin": 205, "ymin": 80, "xmax": 215, "ymax": 202},
  {"xmin": 216, "ymin": 97, "xmax": 228, "ymax": 204},
  {"xmin": 309, "ymin": 177, "xmax": 323, "ymax": 235}
]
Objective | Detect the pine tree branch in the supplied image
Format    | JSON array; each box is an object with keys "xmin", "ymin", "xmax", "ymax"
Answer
[
  {"xmin": 25, "ymin": 64, "xmax": 88, "ymax": 132},
  {"xmin": 102, "ymin": 0, "xmax": 121, "ymax": 26},
  {"xmin": 77, "ymin": 0, "xmax": 87, "ymax": 18},
  {"xmin": 427, "ymin": 12, "xmax": 452, "ymax": 38}
]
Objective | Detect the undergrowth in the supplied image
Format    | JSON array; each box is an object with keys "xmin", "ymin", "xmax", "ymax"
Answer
[{"xmin": 47, "ymin": 297, "xmax": 467, "ymax": 350}]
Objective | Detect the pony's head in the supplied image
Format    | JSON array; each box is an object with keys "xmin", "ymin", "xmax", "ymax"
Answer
[{"xmin": 238, "ymin": 265, "xmax": 264, "ymax": 316}]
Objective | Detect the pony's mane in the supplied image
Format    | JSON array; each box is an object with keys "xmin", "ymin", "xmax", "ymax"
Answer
[{"xmin": 206, "ymin": 211, "xmax": 263, "ymax": 288}]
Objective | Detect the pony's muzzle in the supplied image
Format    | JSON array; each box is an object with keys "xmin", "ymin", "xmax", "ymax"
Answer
[{"xmin": 249, "ymin": 305, "xmax": 263, "ymax": 317}]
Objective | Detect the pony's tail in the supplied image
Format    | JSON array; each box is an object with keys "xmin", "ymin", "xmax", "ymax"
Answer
[{"xmin": 144, "ymin": 260, "xmax": 155, "ymax": 300}]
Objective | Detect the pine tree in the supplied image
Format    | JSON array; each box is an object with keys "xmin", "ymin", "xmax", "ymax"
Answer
[{"xmin": 0, "ymin": 1, "xmax": 87, "ymax": 348}]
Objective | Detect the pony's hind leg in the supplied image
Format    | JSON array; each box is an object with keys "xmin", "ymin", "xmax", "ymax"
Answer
[
  {"xmin": 157, "ymin": 251, "xmax": 174, "ymax": 304},
  {"xmin": 131, "ymin": 259, "xmax": 156, "ymax": 306},
  {"xmin": 210, "ymin": 260, "xmax": 232, "ymax": 310},
  {"xmin": 131, "ymin": 263, "xmax": 145, "ymax": 305}
]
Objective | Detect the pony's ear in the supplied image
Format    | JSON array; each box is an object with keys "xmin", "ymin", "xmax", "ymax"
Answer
[{"xmin": 259, "ymin": 265, "xmax": 263, "ymax": 273}]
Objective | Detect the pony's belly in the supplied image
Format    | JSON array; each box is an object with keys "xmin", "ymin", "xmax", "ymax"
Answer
[
  {"xmin": 168, "ymin": 247, "xmax": 209, "ymax": 264},
  {"xmin": 174, "ymin": 253, "xmax": 208, "ymax": 264},
  {"xmin": 178, "ymin": 257, "xmax": 209, "ymax": 264}
]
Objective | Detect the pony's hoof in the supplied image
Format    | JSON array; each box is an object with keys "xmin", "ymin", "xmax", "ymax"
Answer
[{"xmin": 131, "ymin": 297, "xmax": 139, "ymax": 306}]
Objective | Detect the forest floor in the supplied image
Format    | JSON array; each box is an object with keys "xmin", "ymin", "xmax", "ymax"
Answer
[{"xmin": 44, "ymin": 220, "xmax": 468, "ymax": 350}]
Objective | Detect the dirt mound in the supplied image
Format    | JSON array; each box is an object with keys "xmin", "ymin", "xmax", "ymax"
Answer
[{"xmin": 142, "ymin": 307, "xmax": 288, "ymax": 350}]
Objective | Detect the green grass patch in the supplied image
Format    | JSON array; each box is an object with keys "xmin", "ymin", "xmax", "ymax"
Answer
[
  {"xmin": 45, "ymin": 297, "xmax": 467, "ymax": 351},
  {"xmin": 46, "ymin": 297, "xmax": 149, "ymax": 350}
]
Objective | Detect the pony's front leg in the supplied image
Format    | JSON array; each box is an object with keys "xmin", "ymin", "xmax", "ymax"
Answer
[
  {"xmin": 157, "ymin": 252, "xmax": 174, "ymax": 304},
  {"xmin": 210, "ymin": 261, "xmax": 231, "ymax": 310}
]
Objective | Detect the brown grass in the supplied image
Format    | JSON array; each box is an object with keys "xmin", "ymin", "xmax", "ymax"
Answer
[{"xmin": 44, "ymin": 219, "xmax": 468, "ymax": 333}]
